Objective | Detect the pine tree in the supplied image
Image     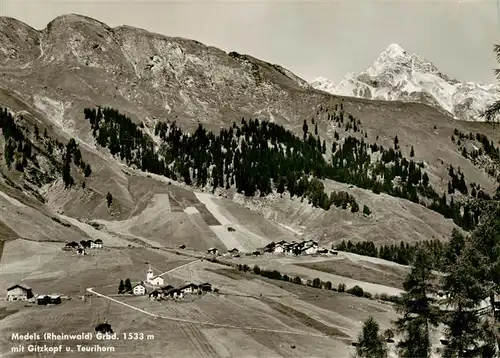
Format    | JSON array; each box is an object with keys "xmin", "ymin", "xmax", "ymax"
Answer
[
  {"xmin": 106, "ymin": 192, "xmax": 113, "ymax": 207},
  {"xmin": 469, "ymin": 205, "xmax": 500, "ymax": 354},
  {"xmin": 118, "ymin": 280, "xmax": 125, "ymax": 294},
  {"xmin": 482, "ymin": 44, "xmax": 500, "ymax": 123},
  {"xmin": 124, "ymin": 278, "xmax": 132, "ymax": 293},
  {"xmin": 84, "ymin": 164, "xmax": 92, "ymax": 177},
  {"xmin": 355, "ymin": 317, "xmax": 388, "ymax": 358},
  {"xmin": 394, "ymin": 247, "xmax": 439, "ymax": 357},
  {"xmin": 410, "ymin": 146, "xmax": 415, "ymax": 157},
  {"xmin": 440, "ymin": 235, "xmax": 489, "ymax": 357}
]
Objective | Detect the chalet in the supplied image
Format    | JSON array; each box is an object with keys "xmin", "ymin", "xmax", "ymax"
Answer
[
  {"xmin": 179, "ymin": 283, "xmax": 199, "ymax": 294},
  {"xmin": 77, "ymin": 248, "xmax": 86, "ymax": 256},
  {"xmin": 273, "ymin": 244, "xmax": 285, "ymax": 254},
  {"xmin": 199, "ymin": 283, "xmax": 212, "ymax": 292},
  {"xmin": 330, "ymin": 250, "xmax": 339, "ymax": 256},
  {"xmin": 37, "ymin": 295, "xmax": 49, "ymax": 305},
  {"xmin": 132, "ymin": 283, "xmax": 147, "ymax": 296},
  {"xmin": 6, "ymin": 285, "xmax": 33, "ymax": 301},
  {"xmin": 303, "ymin": 245, "xmax": 318, "ymax": 255},
  {"xmin": 63, "ymin": 242, "xmax": 80, "ymax": 251},
  {"xmin": 36, "ymin": 294, "xmax": 61, "ymax": 305},
  {"xmin": 285, "ymin": 244, "xmax": 299, "ymax": 255},
  {"xmin": 149, "ymin": 290, "xmax": 163, "ymax": 300},
  {"xmin": 90, "ymin": 239, "xmax": 103, "ymax": 249},
  {"xmin": 161, "ymin": 285, "xmax": 174, "ymax": 291},
  {"xmin": 80, "ymin": 240, "xmax": 92, "ymax": 249},
  {"xmin": 164, "ymin": 288, "xmax": 183, "ymax": 299},
  {"xmin": 207, "ymin": 248, "xmax": 219, "ymax": 255},
  {"xmin": 179, "ymin": 244, "xmax": 186, "ymax": 249},
  {"xmin": 264, "ymin": 242, "xmax": 275, "ymax": 251},
  {"xmin": 48, "ymin": 294, "xmax": 61, "ymax": 304},
  {"xmin": 228, "ymin": 248, "xmax": 239, "ymax": 255},
  {"xmin": 316, "ymin": 248, "xmax": 328, "ymax": 254}
]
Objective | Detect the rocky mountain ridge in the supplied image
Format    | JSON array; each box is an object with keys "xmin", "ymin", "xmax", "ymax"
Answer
[{"xmin": 311, "ymin": 44, "xmax": 499, "ymax": 121}]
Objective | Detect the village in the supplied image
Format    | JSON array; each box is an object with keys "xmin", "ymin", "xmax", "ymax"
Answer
[
  {"xmin": 208, "ymin": 239, "xmax": 337, "ymax": 257},
  {"xmin": 123, "ymin": 265, "xmax": 214, "ymax": 301},
  {"xmin": 5, "ymin": 237, "xmax": 336, "ymax": 306}
]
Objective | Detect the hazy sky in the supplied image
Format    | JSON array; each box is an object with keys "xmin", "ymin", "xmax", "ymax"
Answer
[{"xmin": 2, "ymin": 0, "xmax": 499, "ymax": 84}]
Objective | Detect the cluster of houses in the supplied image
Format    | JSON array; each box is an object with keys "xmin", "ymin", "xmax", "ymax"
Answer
[
  {"xmin": 63, "ymin": 239, "xmax": 103, "ymax": 255},
  {"xmin": 211, "ymin": 240, "xmax": 337, "ymax": 258},
  {"xmin": 6, "ymin": 284, "xmax": 62, "ymax": 306},
  {"xmin": 131, "ymin": 265, "xmax": 213, "ymax": 301},
  {"xmin": 146, "ymin": 282, "xmax": 213, "ymax": 301},
  {"xmin": 263, "ymin": 240, "xmax": 333, "ymax": 256}
]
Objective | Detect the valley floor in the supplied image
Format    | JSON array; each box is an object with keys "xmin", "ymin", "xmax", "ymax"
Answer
[{"xmin": 0, "ymin": 177, "xmax": 445, "ymax": 358}]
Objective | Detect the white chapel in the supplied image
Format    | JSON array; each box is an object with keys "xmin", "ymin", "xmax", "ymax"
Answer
[{"xmin": 146, "ymin": 265, "xmax": 164, "ymax": 286}]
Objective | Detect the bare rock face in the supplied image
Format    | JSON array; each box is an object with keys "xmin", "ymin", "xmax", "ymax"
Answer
[
  {"xmin": 0, "ymin": 17, "xmax": 41, "ymax": 68},
  {"xmin": 0, "ymin": 14, "xmax": 318, "ymax": 137}
]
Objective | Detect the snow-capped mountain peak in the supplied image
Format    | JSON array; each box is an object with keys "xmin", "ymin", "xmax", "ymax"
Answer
[{"xmin": 312, "ymin": 44, "xmax": 498, "ymax": 121}]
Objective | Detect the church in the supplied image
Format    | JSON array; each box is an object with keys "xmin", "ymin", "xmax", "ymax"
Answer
[{"xmin": 146, "ymin": 265, "xmax": 164, "ymax": 286}]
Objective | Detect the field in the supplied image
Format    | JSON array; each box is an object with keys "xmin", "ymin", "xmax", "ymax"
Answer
[
  {"xmin": 297, "ymin": 253, "xmax": 410, "ymax": 290},
  {"xmin": 0, "ymin": 254, "xmax": 404, "ymax": 358},
  {"xmin": 0, "ymin": 165, "xmax": 417, "ymax": 358}
]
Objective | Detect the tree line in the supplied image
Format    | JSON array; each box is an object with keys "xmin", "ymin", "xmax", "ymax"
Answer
[
  {"xmin": 82, "ymin": 105, "xmax": 500, "ymax": 231},
  {"xmin": 335, "ymin": 238, "xmax": 447, "ymax": 268},
  {"xmin": 84, "ymin": 106, "xmax": 369, "ymax": 214}
]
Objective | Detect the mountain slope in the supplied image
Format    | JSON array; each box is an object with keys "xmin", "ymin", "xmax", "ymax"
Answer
[
  {"xmin": 0, "ymin": 14, "xmax": 498, "ymax": 252},
  {"xmin": 311, "ymin": 43, "xmax": 499, "ymax": 122}
]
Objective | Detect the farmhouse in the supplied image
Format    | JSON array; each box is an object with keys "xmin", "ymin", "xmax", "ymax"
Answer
[
  {"xmin": 37, "ymin": 295, "xmax": 49, "ymax": 305},
  {"xmin": 6, "ymin": 284, "xmax": 34, "ymax": 301},
  {"xmin": 48, "ymin": 294, "xmax": 61, "ymax": 304},
  {"xmin": 302, "ymin": 244, "xmax": 318, "ymax": 255},
  {"xmin": 179, "ymin": 283, "xmax": 199, "ymax": 294},
  {"xmin": 80, "ymin": 240, "xmax": 92, "ymax": 249},
  {"xmin": 207, "ymin": 247, "xmax": 219, "ymax": 255},
  {"xmin": 90, "ymin": 239, "xmax": 103, "ymax": 249},
  {"xmin": 164, "ymin": 288, "xmax": 183, "ymax": 299},
  {"xmin": 198, "ymin": 283, "xmax": 212, "ymax": 292},
  {"xmin": 273, "ymin": 244, "xmax": 285, "ymax": 254},
  {"xmin": 132, "ymin": 283, "xmax": 147, "ymax": 296},
  {"xmin": 37, "ymin": 294, "xmax": 61, "ymax": 305},
  {"xmin": 63, "ymin": 242, "xmax": 80, "ymax": 251},
  {"xmin": 149, "ymin": 290, "xmax": 163, "ymax": 300}
]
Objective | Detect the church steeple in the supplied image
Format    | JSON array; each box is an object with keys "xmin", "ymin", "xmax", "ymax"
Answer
[{"xmin": 146, "ymin": 264, "xmax": 154, "ymax": 282}]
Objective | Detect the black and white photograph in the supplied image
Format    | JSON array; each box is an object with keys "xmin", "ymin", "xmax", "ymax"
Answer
[{"xmin": 0, "ymin": 0, "xmax": 499, "ymax": 357}]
